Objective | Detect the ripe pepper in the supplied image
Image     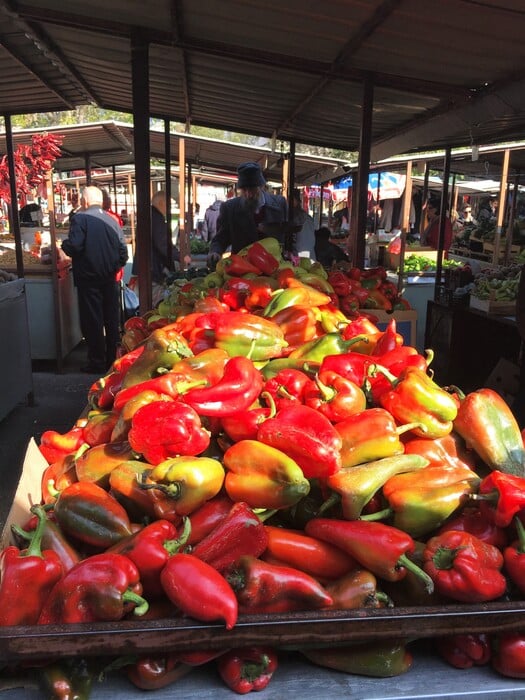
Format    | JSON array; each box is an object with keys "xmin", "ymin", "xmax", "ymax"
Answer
[
  {"xmin": 371, "ymin": 318, "xmax": 403, "ymax": 355},
  {"xmin": 270, "ymin": 305, "xmax": 320, "ymax": 348},
  {"xmin": 373, "ymin": 346, "xmax": 432, "ymax": 378},
  {"xmin": 403, "ymin": 433, "xmax": 474, "ymax": 469},
  {"xmin": 40, "ymin": 659, "xmax": 94, "ymax": 700},
  {"xmin": 492, "ymin": 633, "xmax": 525, "ymax": 678},
  {"xmin": 328, "ymin": 270, "xmax": 352, "ymax": 297},
  {"xmin": 325, "ymin": 568, "xmax": 392, "ymax": 610},
  {"xmin": 244, "ymin": 277, "xmax": 280, "ymax": 311},
  {"xmin": 379, "ymin": 462, "xmax": 480, "ymax": 538},
  {"xmin": 473, "ymin": 470, "xmax": 525, "ymax": 528},
  {"xmin": 112, "ymin": 372, "xmax": 207, "ymax": 413},
  {"xmin": 301, "ymin": 641, "xmax": 412, "ymax": 677},
  {"xmin": 220, "ymin": 394, "xmax": 275, "ymax": 442},
  {"xmin": 81, "ymin": 410, "xmax": 119, "ymax": 447},
  {"xmin": 88, "ymin": 369, "xmax": 125, "ymax": 410},
  {"xmin": 223, "ymin": 252, "xmax": 262, "ymax": 276},
  {"xmin": 262, "ymin": 525, "xmax": 356, "ymax": 581},
  {"xmin": 321, "ymin": 453, "xmax": 429, "ymax": 521},
  {"xmin": 287, "ymin": 331, "xmax": 369, "ymax": 363},
  {"xmin": 121, "ymin": 325, "xmax": 193, "ymax": 389},
  {"xmin": 145, "ymin": 455, "xmax": 225, "ymax": 516},
  {"xmin": 160, "ymin": 552, "xmax": 238, "ymax": 629},
  {"xmin": 436, "ymin": 506, "xmax": 508, "ymax": 550},
  {"xmin": 336, "ymin": 408, "xmax": 422, "ymax": 468},
  {"xmin": 217, "ymin": 646, "xmax": 278, "ymax": 694},
  {"xmin": 246, "ymin": 239, "xmax": 280, "ymax": 274},
  {"xmin": 182, "ymin": 355, "xmax": 263, "ymax": 416},
  {"xmin": 39, "ymin": 425, "xmax": 86, "ymax": 464},
  {"xmin": 74, "ymin": 440, "xmax": 136, "ymax": 487},
  {"xmin": 223, "ymin": 439, "xmax": 310, "ymax": 510},
  {"xmin": 226, "ymin": 555, "xmax": 333, "ymax": 613},
  {"xmin": 363, "ymin": 288, "xmax": 393, "ymax": 311},
  {"xmin": 128, "ymin": 401, "xmax": 211, "ymax": 464},
  {"xmin": 304, "ymin": 369, "xmax": 366, "ymax": 422},
  {"xmin": 422, "ymin": 530, "xmax": 507, "ymax": 603},
  {"xmin": 191, "ymin": 501, "xmax": 269, "ymax": 571},
  {"xmin": 305, "ymin": 518, "xmax": 434, "ymax": 594},
  {"xmin": 453, "ymin": 387, "xmax": 525, "ymax": 476},
  {"xmin": 40, "ymin": 446, "xmax": 86, "ymax": 504},
  {"xmin": 108, "ymin": 518, "xmax": 189, "ymax": 597},
  {"xmin": 320, "ymin": 351, "xmax": 373, "ymax": 386},
  {"xmin": 13, "ymin": 510, "xmax": 81, "ymax": 574},
  {"xmin": 257, "ymin": 404, "xmax": 342, "ymax": 478},
  {"xmin": 379, "ymin": 366, "xmax": 458, "ymax": 439},
  {"xmin": 126, "ymin": 654, "xmax": 193, "ymax": 690},
  {"xmin": 219, "ymin": 276, "xmax": 254, "ymax": 309},
  {"xmin": 503, "ymin": 517, "xmax": 525, "ymax": 596},
  {"xmin": 435, "ymin": 634, "xmax": 491, "ymax": 669},
  {"xmin": 262, "ymin": 282, "xmax": 331, "ymax": 317},
  {"xmin": 0, "ymin": 506, "xmax": 63, "ymax": 626},
  {"xmin": 38, "ymin": 552, "xmax": 149, "ymax": 623},
  {"xmin": 263, "ymin": 368, "xmax": 314, "ymax": 410},
  {"xmin": 195, "ymin": 311, "xmax": 288, "ymax": 361},
  {"xmin": 316, "ymin": 303, "xmax": 350, "ymax": 333},
  {"xmin": 52, "ymin": 481, "xmax": 133, "ymax": 549}
]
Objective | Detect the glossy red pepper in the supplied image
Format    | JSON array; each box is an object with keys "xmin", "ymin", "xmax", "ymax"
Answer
[
  {"xmin": 246, "ymin": 240, "xmax": 280, "ymax": 275},
  {"xmin": 503, "ymin": 516, "xmax": 525, "ymax": 596},
  {"xmin": 191, "ymin": 501, "xmax": 268, "ymax": 572},
  {"xmin": 186, "ymin": 492, "xmax": 236, "ymax": 545},
  {"xmin": 38, "ymin": 552, "xmax": 148, "ymax": 623},
  {"xmin": 128, "ymin": 400, "xmax": 210, "ymax": 465},
  {"xmin": 82, "ymin": 410, "xmax": 119, "ymax": 447},
  {"xmin": 13, "ymin": 510, "xmax": 81, "ymax": 574},
  {"xmin": 217, "ymin": 646, "xmax": 278, "ymax": 694},
  {"xmin": 0, "ymin": 506, "xmax": 63, "ymax": 626},
  {"xmin": 223, "ymin": 252, "xmax": 262, "ymax": 276},
  {"xmin": 182, "ymin": 356, "xmax": 263, "ymax": 417},
  {"xmin": 492, "ymin": 633, "xmax": 525, "ymax": 678},
  {"xmin": 435, "ymin": 634, "xmax": 491, "ymax": 669},
  {"xmin": 127, "ymin": 654, "xmax": 193, "ymax": 690},
  {"xmin": 319, "ymin": 351, "xmax": 374, "ymax": 387},
  {"xmin": 436, "ymin": 506, "xmax": 507, "ymax": 550},
  {"xmin": 263, "ymin": 368, "xmax": 314, "ymax": 410},
  {"xmin": 304, "ymin": 369, "xmax": 366, "ymax": 422},
  {"xmin": 257, "ymin": 404, "xmax": 342, "ymax": 478},
  {"xmin": 226, "ymin": 555, "xmax": 333, "ymax": 614},
  {"xmin": 39, "ymin": 425, "xmax": 86, "ymax": 464},
  {"xmin": 371, "ymin": 318, "xmax": 403, "ymax": 355},
  {"xmin": 220, "ymin": 394, "xmax": 275, "ymax": 442},
  {"xmin": 473, "ymin": 470, "xmax": 525, "ymax": 528},
  {"xmin": 160, "ymin": 553, "xmax": 238, "ymax": 629},
  {"xmin": 423, "ymin": 530, "xmax": 506, "ymax": 603}
]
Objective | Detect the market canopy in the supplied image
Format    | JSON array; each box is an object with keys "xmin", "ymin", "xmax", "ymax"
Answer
[{"xmin": 1, "ymin": 1, "xmax": 525, "ymax": 160}]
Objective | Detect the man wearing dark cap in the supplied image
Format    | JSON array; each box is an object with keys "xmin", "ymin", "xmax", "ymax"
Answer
[
  {"xmin": 421, "ymin": 196, "xmax": 453, "ymax": 252},
  {"xmin": 207, "ymin": 161, "xmax": 288, "ymax": 269}
]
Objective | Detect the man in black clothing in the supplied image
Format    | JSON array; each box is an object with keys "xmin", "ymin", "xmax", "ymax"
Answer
[
  {"xmin": 62, "ymin": 186, "xmax": 128, "ymax": 374},
  {"xmin": 314, "ymin": 226, "xmax": 350, "ymax": 269}
]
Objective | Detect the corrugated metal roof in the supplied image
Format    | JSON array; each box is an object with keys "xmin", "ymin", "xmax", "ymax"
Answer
[
  {"xmin": 2, "ymin": 0, "xmax": 525, "ymax": 158},
  {"xmin": 0, "ymin": 121, "xmax": 351, "ymax": 185}
]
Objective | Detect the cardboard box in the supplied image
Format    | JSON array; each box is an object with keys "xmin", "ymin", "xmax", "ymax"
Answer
[
  {"xmin": 387, "ymin": 247, "xmax": 438, "ymax": 271},
  {"xmin": 370, "ymin": 309, "xmax": 417, "ymax": 347},
  {"xmin": 469, "ymin": 295, "xmax": 516, "ymax": 316},
  {"xmin": 484, "ymin": 358, "xmax": 520, "ymax": 406}
]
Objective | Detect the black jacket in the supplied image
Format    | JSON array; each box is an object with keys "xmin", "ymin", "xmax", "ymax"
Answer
[
  {"xmin": 210, "ymin": 191, "xmax": 288, "ymax": 255},
  {"xmin": 202, "ymin": 200, "xmax": 222, "ymax": 242},
  {"xmin": 62, "ymin": 206, "xmax": 128, "ymax": 285}
]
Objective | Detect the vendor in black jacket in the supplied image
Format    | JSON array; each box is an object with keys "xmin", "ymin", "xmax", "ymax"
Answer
[
  {"xmin": 207, "ymin": 162, "xmax": 288, "ymax": 268},
  {"xmin": 62, "ymin": 186, "xmax": 128, "ymax": 374}
]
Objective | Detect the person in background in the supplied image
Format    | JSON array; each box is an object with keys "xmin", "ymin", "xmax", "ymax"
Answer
[
  {"xmin": 513, "ymin": 267, "xmax": 525, "ymax": 429},
  {"xmin": 291, "ymin": 189, "xmax": 316, "ymax": 260},
  {"xmin": 102, "ymin": 188, "xmax": 124, "ymax": 227},
  {"xmin": 61, "ymin": 185, "xmax": 128, "ymax": 374},
  {"xmin": 314, "ymin": 226, "xmax": 350, "ymax": 269},
  {"xmin": 421, "ymin": 196, "xmax": 453, "ymax": 252},
  {"xmin": 130, "ymin": 190, "xmax": 191, "ymax": 307},
  {"xmin": 202, "ymin": 199, "xmax": 222, "ymax": 243},
  {"xmin": 207, "ymin": 162, "xmax": 288, "ymax": 268},
  {"xmin": 477, "ymin": 197, "xmax": 497, "ymax": 223}
]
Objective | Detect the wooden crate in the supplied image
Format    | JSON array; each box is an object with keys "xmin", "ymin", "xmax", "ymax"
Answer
[{"xmin": 469, "ymin": 295, "xmax": 516, "ymax": 315}]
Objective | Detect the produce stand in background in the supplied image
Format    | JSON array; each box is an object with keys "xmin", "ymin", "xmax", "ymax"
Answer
[{"xmin": 0, "ymin": 278, "xmax": 32, "ymax": 422}]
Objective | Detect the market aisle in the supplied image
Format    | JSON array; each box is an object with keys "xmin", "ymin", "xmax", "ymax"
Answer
[{"xmin": 0, "ymin": 342, "xmax": 94, "ymax": 529}]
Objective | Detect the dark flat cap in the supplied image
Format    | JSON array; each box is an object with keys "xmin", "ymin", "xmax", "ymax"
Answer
[{"xmin": 237, "ymin": 162, "xmax": 266, "ymax": 188}]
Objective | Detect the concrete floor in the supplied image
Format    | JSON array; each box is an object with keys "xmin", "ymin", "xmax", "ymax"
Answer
[{"xmin": 0, "ymin": 341, "xmax": 96, "ymax": 529}]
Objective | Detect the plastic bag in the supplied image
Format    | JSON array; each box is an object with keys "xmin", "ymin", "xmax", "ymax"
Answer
[{"xmin": 123, "ymin": 284, "xmax": 139, "ymax": 319}]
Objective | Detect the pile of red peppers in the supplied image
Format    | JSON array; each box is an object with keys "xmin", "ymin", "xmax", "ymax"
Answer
[{"xmin": 3, "ymin": 238, "xmax": 525, "ymax": 696}]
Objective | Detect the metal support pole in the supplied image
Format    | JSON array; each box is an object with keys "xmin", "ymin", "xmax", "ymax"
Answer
[{"xmin": 434, "ymin": 146, "xmax": 451, "ymax": 301}]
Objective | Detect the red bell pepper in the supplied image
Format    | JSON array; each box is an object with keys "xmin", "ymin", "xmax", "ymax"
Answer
[
  {"xmin": 320, "ymin": 351, "xmax": 374, "ymax": 386},
  {"xmin": 182, "ymin": 356, "xmax": 263, "ymax": 416},
  {"xmin": 226, "ymin": 555, "xmax": 333, "ymax": 613},
  {"xmin": 257, "ymin": 404, "xmax": 342, "ymax": 478},
  {"xmin": 13, "ymin": 510, "xmax": 81, "ymax": 574},
  {"xmin": 503, "ymin": 516, "xmax": 525, "ymax": 596},
  {"xmin": 270, "ymin": 305, "xmax": 320, "ymax": 348},
  {"xmin": 191, "ymin": 501, "xmax": 269, "ymax": 571},
  {"xmin": 219, "ymin": 277, "xmax": 254, "ymax": 309},
  {"xmin": 223, "ymin": 253, "xmax": 262, "ymax": 276},
  {"xmin": 436, "ymin": 506, "xmax": 507, "ymax": 550},
  {"xmin": 39, "ymin": 425, "xmax": 86, "ymax": 464},
  {"xmin": 217, "ymin": 646, "xmax": 278, "ymax": 694},
  {"xmin": 187, "ymin": 492, "xmax": 235, "ymax": 545},
  {"xmin": 0, "ymin": 506, "xmax": 63, "ymax": 626},
  {"xmin": 82, "ymin": 410, "xmax": 119, "ymax": 447},
  {"xmin": 246, "ymin": 240, "xmax": 280, "ymax": 275},
  {"xmin": 127, "ymin": 654, "xmax": 194, "ymax": 690},
  {"xmin": 128, "ymin": 400, "xmax": 210, "ymax": 465},
  {"xmin": 160, "ymin": 553, "xmax": 238, "ymax": 629},
  {"xmin": 263, "ymin": 368, "xmax": 314, "ymax": 410},
  {"xmin": 492, "ymin": 633, "xmax": 525, "ymax": 678},
  {"xmin": 327, "ymin": 270, "xmax": 352, "ymax": 297},
  {"xmin": 473, "ymin": 469, "xmax": 525, "ymax": 528},
  {"xmin": 304, "ymin": 369, "xmax": 366, "ymax": 422},
  {"xmin": 38, "ymin": 552, "xmax": 149, "ymax": 623},
  {"xmin": 435, "ymin": 634, "xmax": 491, "ymax": 669},
  {"xmin": 305, "ymin": 518, "xmax": 434, "ymax": 594},
  {"xmin": 423, "ymin": 530, "xmax": 506, "ymax": 603},
  {"xmin": 244, "ymin": 277, "xmax": 280, "ymax": 311},
  {"xmin": 371, "ymin": 318, "xmax": 403, "ymax": 355},
  {"xmin": 220, "ymin": 393, "xmax": 275, "ymax": 442}
]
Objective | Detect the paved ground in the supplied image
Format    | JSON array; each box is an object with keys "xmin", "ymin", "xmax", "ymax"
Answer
[{"xmin": 0, "ymin": 341, "xmax": 96, "ymax": 529}]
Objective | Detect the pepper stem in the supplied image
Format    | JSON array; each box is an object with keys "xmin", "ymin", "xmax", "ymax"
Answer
[
  {"xmin": 314, "ymin": 375, "xmax": 336, "ymax": 402},
  {"xmin": 359, "ymin": 507, "xmax": 393, "ymax": 522},
  {"xmin": 396, "ymin": 422, "xmax": 427, "ymax": 436},
  {"xmin": 164, "ymin": 516, "xmax": 192, "ymax": 556},
  {"xmin": 317, "ymin": 492, "xmax": 341, "ymax": 517},
  {"xmin": 260, "ymin": 391, "xmax": 277, "ymax": 419},
  {"xmin": 514, "ymin": 516, "xmax": 525, "ymax": 555},
  {"xmin": 122, "ymin": 589, "xmax": 149, "ymax": 617},
  {"xmin": 397, "ymin": 553, "xmax": 434, "ymax": 595},
  {"xmin": 24, "ymin": 505, "xmax": 48, "ymax": 558},
  {"xmin": 375, "ymin": 591, "xmax": 395, "ymax": 608},
  {"xmin": 367, "ymin": 363, "xmax": 398, "ymax": 386},
  {"xmin": 424, "ymin": 349, "xmax": 435, "ymax": 368}
]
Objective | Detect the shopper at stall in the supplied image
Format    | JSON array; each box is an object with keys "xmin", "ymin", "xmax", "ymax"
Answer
[
  {"xmin": 206, "ymin": 162, "xmax": 288, "ymax": 268},
  {"xmin": 421, "ymin": 197, "xmax": 453, "ymax": 252},
  {"xmin": 314, "ymin": 226, "xmax": 350, "ymax": 268},
  {"xmin": 292, "ymin": 189, "xmax": 316, "ymax": 260},
  {"xmin": 129, "ymin": 190, "xmax": 191, "ymax": 307},
  {"xmin": 202, "ymin": 199, "xmax": 222, "ymax": 243},
  {"xmin": 61, "ymin": 185, "xmax": 128, "ymax": 374}
]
